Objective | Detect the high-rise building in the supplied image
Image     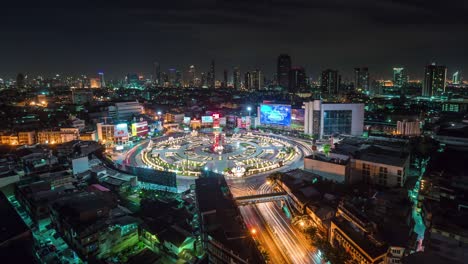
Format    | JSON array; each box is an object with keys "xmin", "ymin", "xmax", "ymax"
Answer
[
  {"xmin": 277, "ymin": 54, "xmax": 291, "ymax": 89},
  {"xmin": 354, "ymin": 67, "xmax": 370, "ymax": 92},
  {"xmin": 208, "ymin": 60, "xmax": 215, "ymax": 88},
  {"xmin": 200, "ymin": 72, "xmax": 207, "ymax": 88},
  {"xmin": 252, "ymin": 69, "xmax": 263, "ymax": 90},
  {"xmin": 233, "ymin": 67, "xmax": 241, "ymax": 90},
  {"xmin": 393, "ymin": 67, "xmax": 408, "ymax": 88},
  {"xmin": 289, "ymin": 67, "xmax": 306, "ymax": 93},
  {"xmin": 175, "ymin": 70, "xmax": 182, "ymax": 87},
  {"xmin": 321, "ymin": 69, "xmax": 340, "ymax": 96},
  {"xmin": 223, "ymin": 69, "xmax": 228, "ymax": 88},
  {"xmin": 244, "ymin": 69, "xmax": 263, "ymax": 91},
  {"xmin": 186, "ymin": 65, "xmax": 196, "ymax": 87},
  {"xmin": 422, "ymin": 63, "xmax": 447, "ymax": 97},
  {"xmin": 153, "ymin": 62, "xmax": 161, "ymax": 85},
  {"xmin": 98, "ymin": 72, "xmax": 105, "ymax": 88},
  {"xmin": 16, "ymin": 73, "xmax": 25, "ymax": 89},
  {"xmin": 452, "ymin": 71, "xmax": 461, "ymax": 85},
  {"xmin": 244, "ymin": 72, "xmax": 251, "ymax": 90}
]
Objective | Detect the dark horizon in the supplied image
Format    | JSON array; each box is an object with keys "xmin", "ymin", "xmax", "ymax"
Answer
[{"xmin": 1, "ymin": 0, "xmax": 467, "ymax": 80}]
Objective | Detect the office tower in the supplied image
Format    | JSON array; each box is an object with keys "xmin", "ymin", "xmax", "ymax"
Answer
[
  {"xmin": 453, "ymin": 71, "xmax": 461, "ymax": 85},
  {"xmin": 16, "ymin": 73, "xmax": 25, "ymax": 89},
  {"xmin": 289, "ymin": 67, "xmax": 306, "ymax": 93},
  {"xmin": 186, "ymin": 65, "xmax": 196, "ymax": 87},
  {"xmin": 208, "ymin": 60, "xmax": 215, "ymax": 88},
  {"xmin": 223, "ymin": 69, "xmax": 228, "ymax": 88},
  {"xmin": 422, "ymin": 63, "xmax": 447, "ymax": 97},
  {"xmin": 244, "ymin": 72, "xmax": 251, "ymax": 90},
  {"xmin": 168, "ymin": 68, "xmax": 177, "ymax": 86},
  {"xmin": 321, "ymin": 69, "xmax": 340, "ymax": 96},
  {"xmin": 201, "ymin": 72, "xmax": 207, "ymax": 88},
  {"xmin": 175, "ymin": 70, "xmax": 182, "ymax": 87},
  {"xmin": 303, "ymin": 100, "xmax": 364, "ymax": 139},
  {"xmin": 354, "ymin": 67, "xmax": 370, "ymax": 92},
  {"xmin": 393, "ymin": 67, "xmax": 408, "ymax": 88},
  {"xmin": 98, "ymin": 72, "xmax": 106, "ymax": 88},
  {"xmin": 252, "ymin": 69, "xmax": 263, "ymax": 90},
  {"xmin": 153, "ymin": 62, "xmax": 161, "ymax": 85},
  {"xmin": 233, "ymin": 67, "xmax": 241, "ymax": 90},
  {"xmin": 277, "ymin": 54, "xmax": 291, "ymax": 89}
]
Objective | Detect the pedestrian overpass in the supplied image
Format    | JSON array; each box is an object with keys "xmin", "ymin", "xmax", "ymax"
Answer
[{"xmin": 234, "ymin": 192, "xmax": 288, "ymax": 206}]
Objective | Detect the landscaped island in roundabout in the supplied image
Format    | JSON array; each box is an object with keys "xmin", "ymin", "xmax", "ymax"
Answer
[{"xmin": 140, "ymin": 130, "xmax": 303, "ymax": 178}]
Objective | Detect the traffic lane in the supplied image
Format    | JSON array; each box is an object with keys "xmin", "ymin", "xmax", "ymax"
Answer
[{"xmin": 239, "ymin": 205, "xmax": 292, "ymax": 264}]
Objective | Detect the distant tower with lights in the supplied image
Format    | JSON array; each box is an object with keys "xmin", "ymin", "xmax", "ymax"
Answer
[
  {"xmin": 233, "ymin": 67, "xmax": 241, "ymax": 90},
  {"xmin": 354, "ymin": 67, "xmax": 370, "ymax": 92},
  {"xmin": 393, "ymin": 67, "xmax": 408, "ymax": 88},
  {"xmin": 277, "ymin": 54, "xmax": 291, "ymax": 90},
  {"xmin": 423, "ymin": 62, "xmax": 447, "ymax": 97},
  {"xmin": 452, "ymin": 71, "xmax": 461, "ymax": 85},
  {"xmin": 208, "ymin": 60, "xmax": 215, "ymax": 88},
  {"xmin": 321, "ymin": 69, "xmax": 340, "ymax": 96},
  {"xmin": 98, "ymin": 72, "xmax": 105, "ymax": 88}
]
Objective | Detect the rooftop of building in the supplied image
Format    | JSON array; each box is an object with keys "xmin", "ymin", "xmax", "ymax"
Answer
[
  {"xmin": 332, "ymin": 216, "xmax": 388, "ymax": 260},
  {"xmin": 305, "ymin": 152, "xmax": 350, "ymax": 165}
]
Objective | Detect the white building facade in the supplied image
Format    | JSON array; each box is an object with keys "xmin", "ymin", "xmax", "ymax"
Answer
[{"xmin": 303, "ymin": 100, "xmax": 364, "ymax": 138}]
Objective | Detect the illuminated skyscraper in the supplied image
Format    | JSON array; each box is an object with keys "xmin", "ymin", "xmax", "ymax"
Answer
[
  {"xmin": 393, "ymin": 67, "xmax": 408, "ymax": 88},
  {"xmin": 153, "ymin": 62, "xmax": 161, "ymax": 85},
  {"xmin": 187, "ymin": 65, "xmax": 196, "ymax": 87},
  {"xmin": 252, "ymin": 69, "xmax": 263, "ymax": 90},
  {"xmin": 354, "ymin": 67, "xmax": 369, "ymax": 92},
  {"xmin": 16, "ymin": 73, "xmax": 25, "ymax": 89},
  {"xmin": 289, "ymin": 67, "xmax": 306, "ymax": 93},
  {"xmin": 175, "ymin": 70, "xmax": 182, "ymax": 87},
  {"xmin": 223, "ymin": 69, "xmax": 228, "ymax": 88},
  {"xmin": 277, "ymin": 54, "xmax": 291, "ymax": 89},
  {"xmin": 453, "ymin": 71, "xmax": 461, "ymax": 85},
  {"xmin": 244, "ymin": 71, "xmax": 251, "ymax": 90},
  {"xmin": 321, "ymin": 69, "xmax": 340, "ymax": 96},
  {"xmin": 423, "ymin": 63, "xmax": 447, "ymax": 97},
  {"xmin": 208, "ymin": 60, "xmax": 215, "ymax": 88},
  {"xmin": 233, "ymin": 67, "xmax": 241, "ymax": 90},
  {"xmin": 98, "ymin": 72, "xmax": 106, "ymax": 88}
]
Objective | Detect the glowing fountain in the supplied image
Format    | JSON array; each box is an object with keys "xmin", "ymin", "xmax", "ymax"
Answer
[{"xmin": 231, "ymin": 166, "xmax": 246, "ymax": 178}]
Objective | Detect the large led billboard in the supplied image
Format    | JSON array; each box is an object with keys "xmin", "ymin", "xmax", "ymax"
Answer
[
  {"xmin": 201, "ymin": 116, "xmax": 213, "ymax": 123},
  {"xmin": 131, "ymin": 121, "xmax": 148, "ymax": 137},
  {"xmin": 114, "ymin": 123, "xmax": 129, "ymax": 138},
  {"xmin": 260, "ymin": 104, "xmax": 291, "ymax": 126}
]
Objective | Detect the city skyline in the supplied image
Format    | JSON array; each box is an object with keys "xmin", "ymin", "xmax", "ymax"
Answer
[{"xmin": 1, "ymin": 0, "xmax": 467, "ymax": 79}]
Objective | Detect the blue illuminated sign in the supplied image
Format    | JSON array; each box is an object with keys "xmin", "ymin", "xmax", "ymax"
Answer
[{"xmin": 260, "ymin": 104, "xmax": 291, "ymax": 126}]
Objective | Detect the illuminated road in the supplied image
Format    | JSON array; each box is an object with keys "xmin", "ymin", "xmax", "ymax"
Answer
[
  {"xmin": 236, "ymin": 183, "xmax": 321, "ymax": 264},
  {"xmin": 239, "ymin": 205, "xmax": 291, "ymax": 264}
]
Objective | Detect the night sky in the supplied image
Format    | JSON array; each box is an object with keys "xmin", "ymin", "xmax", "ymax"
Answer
[{"xmin": 1, "ymin": 0, "xmax": 467, "ymax": 80}]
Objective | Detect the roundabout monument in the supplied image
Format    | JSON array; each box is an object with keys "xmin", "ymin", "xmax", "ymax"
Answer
[{"xmin": 139, "ymin": 130, "xmax": 302, "ymax": 178}]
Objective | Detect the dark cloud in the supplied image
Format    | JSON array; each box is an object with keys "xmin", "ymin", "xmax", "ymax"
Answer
[{"xmin": 0, "ymin": 0, "xmax": 467, "ymax": 79}]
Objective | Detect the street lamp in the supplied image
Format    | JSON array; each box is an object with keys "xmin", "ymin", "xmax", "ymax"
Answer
[
  {"xmin": 247, "ymin": 106, "xmax": 252, "ymax": 117},
  {"xmin": 250, "ymin": 228, "xmax": 257, "ymax": 235}
]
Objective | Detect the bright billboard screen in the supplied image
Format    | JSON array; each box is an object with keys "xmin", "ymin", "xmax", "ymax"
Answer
[
  {"xmin": 260, "ymin": 104, "xmax": 291, "ymax": 126},
  {"xmin": 115, "ymin": 123, "xmax": 129, "ymax": 137},
  {"xmin": 201, "ymin": 116, "xmax": 213, "ymax": 123}
]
